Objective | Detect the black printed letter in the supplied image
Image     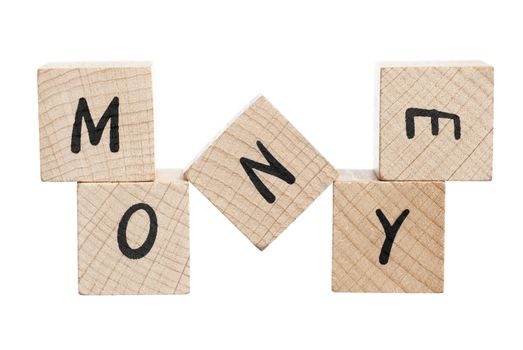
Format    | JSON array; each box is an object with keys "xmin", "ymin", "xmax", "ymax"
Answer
[
  {"xmin": 375, "ymin": 209, "xmax": 410, "ymax": 265},
  {"xmin": 117, "ymin": 203, "xmax": 158, "ymax": 260},
  {"xmin": 71, "ymin": 97, "xmax": 120, "ymax": 153},
  {"xmin": 405, "ymin": 108, "xmax": 461, "ymax": 140},
  {"xmin": 240, "ymin": 140, "xmax": 295, "ymax": 204}
]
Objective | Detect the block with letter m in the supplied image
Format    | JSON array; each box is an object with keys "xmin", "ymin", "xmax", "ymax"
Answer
[{"xmin": 38, "ymin": 62, "xmax": 155, "ymax": 181}]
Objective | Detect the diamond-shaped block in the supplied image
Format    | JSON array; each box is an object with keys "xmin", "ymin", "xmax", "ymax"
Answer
[
  {"xmin": 185, "ymin": 96, "xmax": 337, "ymax": 250},
  {"xmin": 77, "ymin": 169, "xmax": 189, "ymax": 295},
  {"xmin": 332, "ymin": 170, "xmax": 445, "ymax": 293},
  {"xmin": 378, "ymin": 62, "xmax": 493, "ymax": 180}
]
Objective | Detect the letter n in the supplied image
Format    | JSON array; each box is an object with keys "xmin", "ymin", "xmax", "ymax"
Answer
[{"xmin": 240, "ymin": 141, "xmax": 295, "ymax": 204}]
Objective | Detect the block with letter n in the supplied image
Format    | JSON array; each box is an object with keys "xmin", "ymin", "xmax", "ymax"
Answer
[
  {"xmin": 377, "ymin": 61, "xmax": 493, "ymax": 181},
  {"xmin": 185, "ymin": 96, "xmax": 337, "ymax": 250},
  {"xmin": 38, "ymin": 62, "xmax": 155, "ymax": 182}
]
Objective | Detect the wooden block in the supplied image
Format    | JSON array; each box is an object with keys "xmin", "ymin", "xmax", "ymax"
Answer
[
  {"xmin": 77, "ymin": 169, "xmax": 189, "ymax": 295},
  {"xmin": 332, "ymin": 170, "xmax": 445, "ymax": 293},
  {"xmin": 38, "ymin": 62, "xmax": 155, "ymax": 182},
  {"xmin": 185, "ymin": 96, "xmax": 337, "ymax": 250},
  {"xmin": 378, "ymin": 62, "xmax": 493, "ymax": 180}
]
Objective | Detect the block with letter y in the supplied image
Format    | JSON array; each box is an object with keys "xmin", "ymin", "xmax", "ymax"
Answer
[
  {"xmin": 185, "ymin": 96, "xmax": 337, "ymax": 250},
  {"xmin": 378, "ymin": 61, "xmax": 493, "ymax": 180},
  {"xmin": 332, "ymin": 170, "xmax": 445, "ymax": 293},
  {"xmin": 38, "ymin": 62, "xmax": 155, "ymax": 181}
]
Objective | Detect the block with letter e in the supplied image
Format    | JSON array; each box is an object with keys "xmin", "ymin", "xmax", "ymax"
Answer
[
  {"xmin": 332, "ymin": 170, "xmax": 445, "ymax": 293},
  {"xmin": 38, "ymin": 62, "xmax": 155, "ymax": 181},
  {"xmin": 77, "ymin": 170, "xmax": 189, "ymax": 295},
  {"xmin": 377, "ymin": 62, "xmax": 493, "ymax": 180},
  {"xmin": 185, "ymin": 96, "xmax": 337, "ymax": 250}
]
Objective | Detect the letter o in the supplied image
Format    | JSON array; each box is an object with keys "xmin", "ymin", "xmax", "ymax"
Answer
[{"xmin": 117, "ymin": 203, "xmax": 158, "ymax": 259}]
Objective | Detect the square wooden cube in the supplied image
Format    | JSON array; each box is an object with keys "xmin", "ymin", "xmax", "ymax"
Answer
[
  {"xmin": 332, "ymin": 170, "xmax": 445, "ymax": 293},
  {"xmin": 77, "ymin": 169, "xmax": 189, "ymax": 295},
  {"xmin": 185, "ymin": 96, "xmax": 337, "ymax": 250},
  {"xmin": 38, "ymin": 62, "xmax": 155, "ymax": 182},
  {"xmin": 378, "ymin": 62, "xmax": 493, "ymax": 180}
]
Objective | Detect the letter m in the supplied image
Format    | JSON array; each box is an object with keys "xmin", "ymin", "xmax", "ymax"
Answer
[{"xmin": 71, "ymin": 97, "xmax": 120, "ymax": 153}]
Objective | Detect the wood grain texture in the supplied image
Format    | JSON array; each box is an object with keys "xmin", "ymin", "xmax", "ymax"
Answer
[
  {"xmin": 378, "ymin": 62, "xmax": 493, "ymax": 180},
  {"xmin": 332, "ymin": 170, "xmax": 445, "ymax": 293},
  {"xmin": 185, "ymin": 96, "xmax": 337, "ymax": 250},
  {"xmin": 77, "ymin": 169, "xmax": 189, "ymax": 295},
  {"xmin": 38, "ymin": 62, "xmax": 155, "ymax": 182}
]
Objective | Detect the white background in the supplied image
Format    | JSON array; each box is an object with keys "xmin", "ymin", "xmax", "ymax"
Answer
[{"xmin": 1, "ymin": 1, "xmax": 521, "ymax": 349}]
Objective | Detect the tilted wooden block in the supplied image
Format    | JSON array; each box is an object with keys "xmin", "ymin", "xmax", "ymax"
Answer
[
  {"xmin": 77, "ymin": 170, "xmax": 189, "ymax": 295},
  {"xmin": 38, "ymin": 62, "xmax": 155, "ymax": 182},
  {"xmin": 332, "ymin": 170, "xmax": 445, "ymax": 293},
  {"xmin": 185, "ymin": 96, "xmax": 337, "ymax": 250},
  {"xmin": 378, "ymin": 62, "xmax": 493, "ymax": 180}
]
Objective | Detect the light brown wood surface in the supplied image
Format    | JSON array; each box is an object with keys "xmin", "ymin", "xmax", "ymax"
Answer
[
  {"xmin": 38, "ymin": 62, "xmax": 155, "ymax": 182},
  {"xmin": 332, "ymin": 170, "xmax": 445, "ymax": 293},
  {"xmin": 378, "ymin": 62, "xmax": 493, "ymax": 180},
  {"xmin": 77, "ymin": 169, "xmax": 189, "ymax": 295},
  {"xmin": 185, "ymin": 96, "xmax": 337, "ymax": 250}
]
